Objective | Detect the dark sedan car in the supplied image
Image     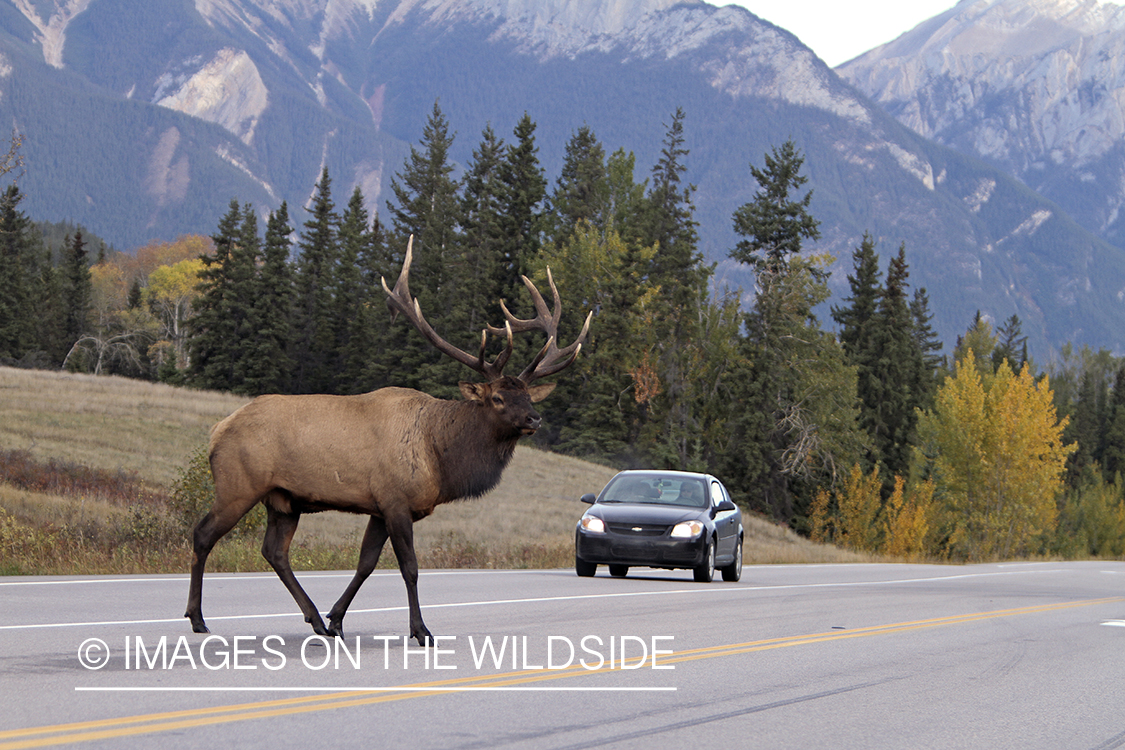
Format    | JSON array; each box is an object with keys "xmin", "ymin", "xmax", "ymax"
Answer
[{"xmin": 574, "ymin": 470, "xmax": 743, "ymax": 582}]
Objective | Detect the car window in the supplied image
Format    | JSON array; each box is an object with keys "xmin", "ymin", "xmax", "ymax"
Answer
[
  {"xmin": 710, "ymin": 482, "xmax": 724, "ymax": 508},
  {"xmin": 600, "ymin": 477, "xmax": 708, "ymax": 507}
]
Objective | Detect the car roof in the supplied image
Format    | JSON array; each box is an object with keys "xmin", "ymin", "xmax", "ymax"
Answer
[{"xmin": 609, "ymin": 469, "xmax": 717, "ymax": 482}]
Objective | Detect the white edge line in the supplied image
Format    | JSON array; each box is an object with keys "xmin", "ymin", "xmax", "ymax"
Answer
[{"xmin": 1, "ymin": 569, "xmax": 1074, "ymax": 632}]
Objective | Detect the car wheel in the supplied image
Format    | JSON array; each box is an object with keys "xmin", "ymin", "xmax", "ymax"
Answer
[
  {"xmin": 693, "ymin": 541, "xmax": 715, "ymax": 583},
  {"xmin": 576, "ymin": 556, "xmax": 597, "ymax": 577},
  {"xmin": 721, "ymin": 537, "xmax": 743, "ymax": 582},
  {"xmin": 608, "ymin": 564, "xmax": 629, "ymax": 578}
]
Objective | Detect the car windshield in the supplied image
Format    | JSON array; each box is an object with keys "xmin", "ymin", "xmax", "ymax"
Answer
[{"xmin": 600, "ymin": 476, "xmax": 708, "ymax": 508}]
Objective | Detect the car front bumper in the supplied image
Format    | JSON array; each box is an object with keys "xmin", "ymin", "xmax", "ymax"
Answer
[{"xmin": 575, "ymin": 528, "xmax": 708, "ymax": 569}]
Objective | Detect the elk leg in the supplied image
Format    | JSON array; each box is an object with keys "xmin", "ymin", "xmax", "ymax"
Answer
[
  {"xmin": 185, "ymin": 507, "xmax": 249, "ymax": 633},
  {"xmin": 261, "ymin": 505, "xmax": 330, "ymax": 636},
  {"xmin": 385, "ymin": 513, "xmax": 433, "ymax": 647},
  {"xmin": 326, "ymin": 515, "xmax": 390, "ymax": 636}
]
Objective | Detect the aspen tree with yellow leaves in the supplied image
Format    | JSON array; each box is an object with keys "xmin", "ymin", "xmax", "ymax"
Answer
[{"xmin": 916, "ymin": 349, "xmax": 1074, "ymax": 560}]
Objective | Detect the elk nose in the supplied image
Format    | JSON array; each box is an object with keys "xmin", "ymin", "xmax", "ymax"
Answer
[{"xmin": 526, "ymin": 413, "xmax": 542, "ymax": 430}]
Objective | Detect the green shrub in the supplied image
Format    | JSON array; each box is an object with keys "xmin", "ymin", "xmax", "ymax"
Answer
[{"xmin": 168, "ymin": 445, "xmax": 264, "ymax": 538}]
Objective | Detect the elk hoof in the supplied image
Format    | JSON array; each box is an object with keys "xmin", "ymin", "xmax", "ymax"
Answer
[
  {"xmin": 186, "ymin": 612, "xmax": 209, "ymax": 634},
  {"xmin": 327, "ymin": 617, "xmax": 344, "ymax": 638},
  {"xmin": 412, "ymin": 627, "xmax": 434, "ymax": 648}
]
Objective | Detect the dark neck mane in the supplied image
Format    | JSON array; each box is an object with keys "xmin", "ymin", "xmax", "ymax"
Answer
[{"xmin": 429, "ymin": 399, "xmax": 520, "ymax": 503}]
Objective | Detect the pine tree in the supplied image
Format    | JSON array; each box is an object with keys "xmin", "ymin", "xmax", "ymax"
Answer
[
  {"xmin": 0, "ymin": 185, "xmax": 39, "ymax": 360},
  {"xmin": 385, "ymin": 100, "xmax": 464, "ymax": 396},
  {"xmin": 188, "ymin": 200, "xmax": 243, "ymax": 389},
  {"xmin": 910, "ymin": 287, "xmax": 944, "ymax": 409},
  {"xmin": 240, "ymin": 203, "xmax": 295, "ymax": 395},
  {"xmin": 1102, "ymin": 365, "xmax": 1125, "ymax": 480},
  {"xmin": 724, "ymin": 142, "xmax": 861, "ymax": 520},
  {"xmin": 832, "ymin": 232, "xmax": 881, "ymax": 363},
  {"xmin": 61, "ymin": 230, "xmax": 92, "ymax": 350},
  {"xmin": 459, "ymin": 124, "xmax": 507, "ymax": 334},
  {"xmin": 227, "ymin": 206, "xmax": 263, "ymax": 394},
  {"xmin": 864, "ymin": 245, "xmax": 924, "ymax": 478},
  {"xmin": 730, "ymin": 140, "xmax": 821, "ymax": 274},
  {"xmin": 547, "ymin": 126, "xmax": 609, "ymax": 243},
  {"xmin": 644, "ymin": 107, "xmax": 704, "ymax": 311},
  {"xmin": 992, "ymin": 314, "xmax": 1028, "ymax": 373},
  {"xmin": 499, "ymin": 113, "xmax": 547, "ymax": 301},
  {"xmin": 292, "ymin": 168, "xmax": 340, "ymax": 394}
]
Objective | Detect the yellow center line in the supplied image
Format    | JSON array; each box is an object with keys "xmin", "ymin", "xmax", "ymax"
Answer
[{"xmin": 3, "ymin": 596, "xmax": 1120, "ymax": 750}]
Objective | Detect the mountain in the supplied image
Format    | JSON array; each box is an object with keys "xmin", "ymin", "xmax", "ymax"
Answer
[
  {"xmin": 839, "ymin": 0, "xmax": 1125, "ymax": 253},
  {"xmin": 3, "ymin": 0, "xmax": 1125, "ymax": 354}
]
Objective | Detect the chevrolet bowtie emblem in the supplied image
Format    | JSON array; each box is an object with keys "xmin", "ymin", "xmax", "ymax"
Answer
[{"xmin": 632, "ymin": 527, "xmax": 643, "ymax": 532}]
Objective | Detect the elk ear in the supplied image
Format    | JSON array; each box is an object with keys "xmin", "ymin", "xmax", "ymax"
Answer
[
  {"xmin": 527, "ymin": 382, "xmax": 557, "ymax": 403},
  {"xmin": 459, "ymin": 382, "xmax": 490, "ymax": 403}
]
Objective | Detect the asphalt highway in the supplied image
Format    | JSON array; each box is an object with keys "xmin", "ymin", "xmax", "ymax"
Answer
[{"xmin": 2, "ymin": 561, "xmax": 1124, "ymax": 749}]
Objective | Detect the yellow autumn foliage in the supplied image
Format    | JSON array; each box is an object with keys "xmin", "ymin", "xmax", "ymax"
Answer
[{"xmin": 917, "ymin": 350, "xmax": 1075, "ymax": 561}]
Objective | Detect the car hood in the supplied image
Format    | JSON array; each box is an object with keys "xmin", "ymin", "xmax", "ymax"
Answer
[{"xmin": 591, "ymin": 503, "xmax": 706, "ymax": 525}]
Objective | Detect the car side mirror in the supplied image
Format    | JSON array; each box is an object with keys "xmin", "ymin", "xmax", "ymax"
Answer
[
  {"xmin": 580, "ymin": 493, "xmax": 597, "ymax": 504},
  {"xmin": 716, "ymin": 499, "xmax": 737, "ymax": 513}
]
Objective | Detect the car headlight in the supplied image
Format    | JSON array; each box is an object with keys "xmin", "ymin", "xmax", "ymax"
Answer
[
  {"xmin": 670, "ymin": 520, "xmax": 704, "ymax": 538},
  {"xmin": 580, "ymin": 515, "xmax": 606, "ymax": 533}
]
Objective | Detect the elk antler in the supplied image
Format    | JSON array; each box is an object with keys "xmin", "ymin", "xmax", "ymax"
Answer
[
  {"xmin": 487, "ymin": 267, "xmax": 592, "ymax": 384},
  {"xmin": 382, "ymin": 236, "xmax": 514, "ymax": 380}
]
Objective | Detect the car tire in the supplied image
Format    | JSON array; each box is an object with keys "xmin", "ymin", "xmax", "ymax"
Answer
[
  {"xmin": 608, "ymin": 564, "xmax": 629, "ymax": 578},
  {"xmin": 576, "ymin": 556, "xmax": 597, "ymax": 577},
  {"xmin": 721, "ymin": 537, "xmax": 743, "ymax": 582},
  {"xmin": 693, "ymin": 541, "xmax": 715, "ymax": 583}
]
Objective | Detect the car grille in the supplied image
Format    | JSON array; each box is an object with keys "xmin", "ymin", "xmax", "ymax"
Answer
[{"xmin": 606, "ymin": 522, "xmax": 667, "ymax": 537}]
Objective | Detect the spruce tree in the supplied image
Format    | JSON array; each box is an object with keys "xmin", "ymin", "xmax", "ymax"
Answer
[
  {"xmin": 992, "ymin": 314, "xmax": 1028, "ymax": 373},
  {"xmin": 499, "ymin": 113, "xmax": 547, "ymax": 300},
  {"xmin": 385, "ymin": 100, "xmax": 464, "ymax": 396},
  {"xmin": 61, "ymin": 230, "xmax": 92, "ymax": 352},
  {"xmin": 865, "ymin": 245, "xmax": 924, "ymax": 478},
  {"xmin": 832, "ymin": 232, "xmax": 881, "ymax": 362},
  {"xmin": 188, "ymin": 199, "xmax": 242, "ymax": 389},
  {"xmin": 731, "ymin": 140, "xmax": 821, "ymax": 273},
  {"xmin": 1102, "ymin": 365, "xmax": 1125, "ymax": 480},
  {"xmin": 227, "ymin": 206, "xmax": 263, "ymax": 394},
  {"xmin": 240, "ymin": 203, "xmax": 295, "ymax": 395},
  {"xmin": 724, "ymin": 142, "xmax": 863, "ymax": 520},
  {"xmin": 337, "ymin": 188, "xmax": 388, "ymax": 395},
  {"xmin": 0, "ymin": 185, "xmax": 38, "ymax": 360},
  {"xmin": 644, "ymin": 107, "xmax": 704, "ymax": 310},
  {"xmin": 547, "ymin": 126, "xmax": 609, "ymax": 243},
  {"xmin": 910, "ymin": 287, "xmax": 944, "ymax": 409},
  {"xmin": 292, "ymin": 168, "xmax": 340, "ymax": 394},
  {"xmin": 459, "ymin": 124, "xmax": 507, "ymax": 334}
]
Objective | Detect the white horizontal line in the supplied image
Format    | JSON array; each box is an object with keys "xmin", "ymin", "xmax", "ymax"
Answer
[
  {"xmin": 0, "ymin": 570, "xmax": 529, "ymax": 587},
  {"xmin": 2, "ymin": 569, "xmax": 1074, "ymax": 631}
]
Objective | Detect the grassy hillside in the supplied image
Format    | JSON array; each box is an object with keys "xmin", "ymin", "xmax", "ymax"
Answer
[{"xmin": 0, "ymin": 367, "xmax": 868, "ymax": 573}]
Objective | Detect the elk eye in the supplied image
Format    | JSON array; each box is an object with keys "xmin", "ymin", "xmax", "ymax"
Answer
[{"xmin": 491, "ymin": 395, "xmax": 504, "ymax": 406}]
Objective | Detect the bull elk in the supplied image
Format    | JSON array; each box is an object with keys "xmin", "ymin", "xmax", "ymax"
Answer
[{"xmin": 184, "ymin": 237, "xmax": 590, "ymax": 646}]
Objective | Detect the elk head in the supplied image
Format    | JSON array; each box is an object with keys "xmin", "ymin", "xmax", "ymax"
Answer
[{"xmin": 382, "ymin": 236, "xmax": 591, "ymax": 435}]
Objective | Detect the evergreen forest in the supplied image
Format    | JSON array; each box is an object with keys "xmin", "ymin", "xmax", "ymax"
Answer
[{"xmin": 2, "ymin": 104, "xmax": 1123, "ymax": 562}]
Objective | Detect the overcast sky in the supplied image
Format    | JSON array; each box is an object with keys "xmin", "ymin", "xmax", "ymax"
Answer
[{"xmin": 724, "ymin": 0, "xmax": 960, "ymax": 67}]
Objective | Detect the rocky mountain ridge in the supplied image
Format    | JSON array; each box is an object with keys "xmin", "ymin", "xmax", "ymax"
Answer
[
  {"xmin": 840, "ymin": 0, "xmax": 1125, "ymax": 248},
  {"xmin": 1, "ymin": 0, "xmax": 1124, "ymax": 353}
]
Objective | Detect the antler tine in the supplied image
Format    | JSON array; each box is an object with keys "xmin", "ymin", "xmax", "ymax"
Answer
[
  {"xmin": 383, "ymin": 236, "xmax": 513, "ymax": 380},
  {"xmin": 518, "ymin": 310, "xmax": 592, "ymax": 382},
  {"xmin": 481, "ymin": 265, "xmax": 590, "ymax": 384}
]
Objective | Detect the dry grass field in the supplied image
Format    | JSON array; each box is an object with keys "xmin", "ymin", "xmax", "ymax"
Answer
[{"xmin": 0, "ymin": 366, "xmax": 870, "ymax": 574}]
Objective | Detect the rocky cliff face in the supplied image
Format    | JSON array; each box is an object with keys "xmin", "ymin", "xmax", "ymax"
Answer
[{"xmin": 839, "ymin": 0, "xmax": 1125, "ymax": 246}]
